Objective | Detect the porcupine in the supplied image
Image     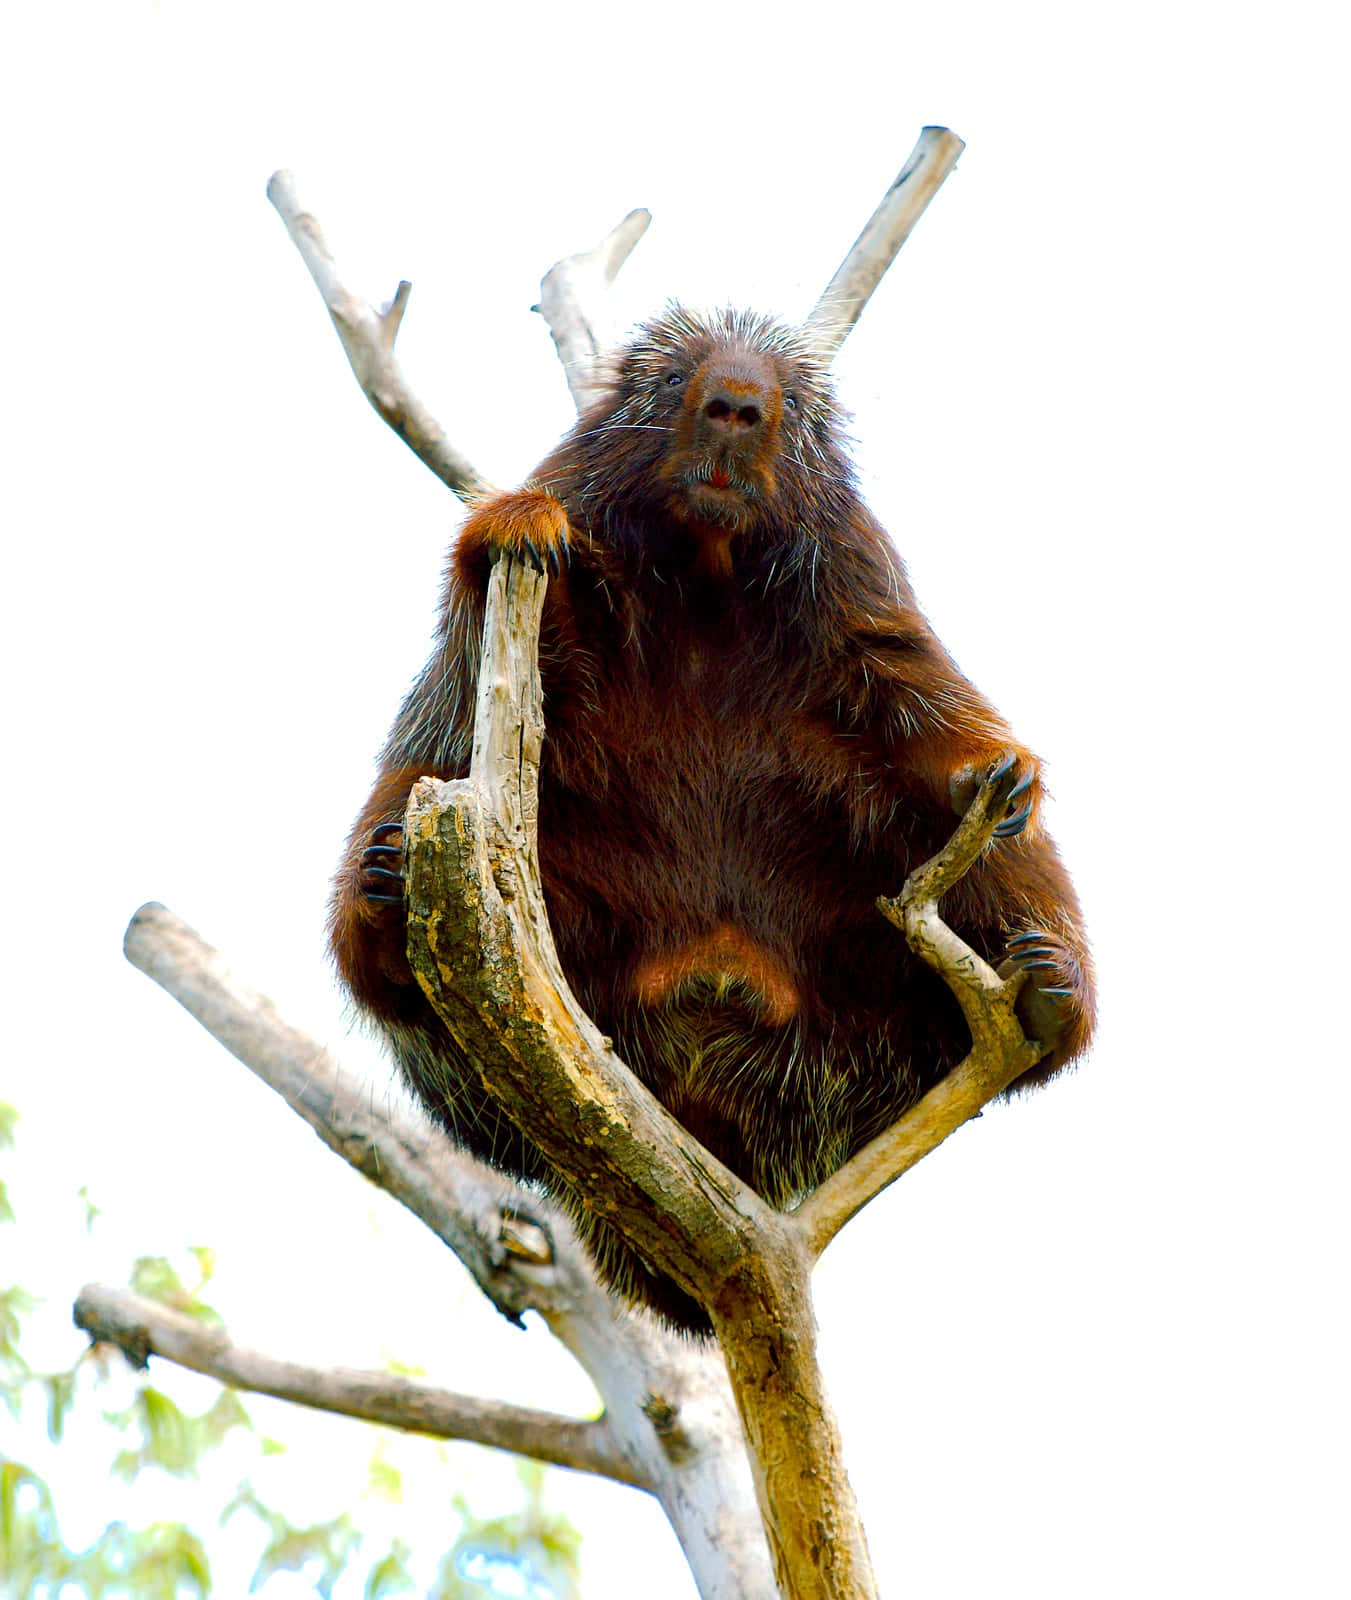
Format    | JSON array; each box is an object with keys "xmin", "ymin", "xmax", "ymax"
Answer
[{"xmin": 331, "ymin": 306, "xmax": 1096, "ymax": 1332}]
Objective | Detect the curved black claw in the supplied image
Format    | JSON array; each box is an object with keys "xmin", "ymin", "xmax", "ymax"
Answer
[
  {"xmin": 1004, "ymin": 927, "xmax": 1081, "ymax": 1056},
  {"xmin": 979, "ymin": 750, "xmax": 1038, "ymax": 838},
  {"xmin": 1006, "ymin": 929, "xmax": 1060, "ymax": 968},
  {"xmin": 1005, "ymin": 769, "xmax": 1035, "ymax": 807},
  {"xmin": 511, "ymin": 536, "xmax": 570, "ymax": 577},
  {"xmin": 993, "ymin": 800, "xmax": 1034, "ymax": 838},
  {"xmin": 1007, "ymin": 943, "xmax": 1059, "ymax": 963},
  {"xmin": 359, "ymin": 826, "xmax": 406, "ymax": 907}
]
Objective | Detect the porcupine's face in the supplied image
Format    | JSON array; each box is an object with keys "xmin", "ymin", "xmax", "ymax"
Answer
[{"xmin": 589, "ymin": 307, "xmax": 854, "ymax": 543}]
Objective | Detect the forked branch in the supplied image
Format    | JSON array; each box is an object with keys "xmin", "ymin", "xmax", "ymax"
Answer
[
  {"xmin": 267, "ymin": 170, "xmax": 495, "ymax": 502},
  {"xmin": 112, "ymin": 903, "xmax": 775, "ymax": 1593},
  {"xmin": 534, "ymin": 207, "xmax": 652, "ymax": 410}
]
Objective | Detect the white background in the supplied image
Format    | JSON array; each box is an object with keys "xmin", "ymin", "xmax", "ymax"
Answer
[{"xmin": 2, "ymin": 1, "xmax": 1348, "ymax": 1595}]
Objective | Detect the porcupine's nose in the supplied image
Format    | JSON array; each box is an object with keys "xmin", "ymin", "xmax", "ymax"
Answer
[{"xmin": 694, "ymin": 349, "xmax": 777, "ymax": 445}]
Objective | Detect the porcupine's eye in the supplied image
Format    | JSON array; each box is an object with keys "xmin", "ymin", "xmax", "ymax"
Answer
[
  {"xmin": 665, "ymin": 372, "xmax": 683, "ymax": 387},
  {"xmin": 784, "ymin": 393, "xmax": 798, "ymax": 411}
]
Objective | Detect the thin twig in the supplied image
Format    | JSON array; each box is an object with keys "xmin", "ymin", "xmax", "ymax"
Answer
[
  {"xmin": 74, "ymin": 1286, "xmax": 647, "ymax": 1489},
  {"xmin": 267, "ymin": 170, "xmax": 496, "ymax": 502},
  {"xmin": 795, "ymin": 772, "xmax": 1042, "ymax": 1257}
]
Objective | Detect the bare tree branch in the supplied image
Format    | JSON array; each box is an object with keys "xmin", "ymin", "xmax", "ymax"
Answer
[
  {"xmin": 119, "ymin": 901, "xmax": 778, "ymax": 1596},
  {"xmin": 534, "ymin": 208, "xmax": 651, "ymax": 411},
  {"xmin": 73, "ymin": 1286, "xmax": 647, "ymax": 1489},
  {"xmin": 807, "ymin": 126, "xmax": 965, "ymax": 356},
  {"xmin": 267, "ymin": 169, "xmax": 496, "ymax": 502},
  {"xmin": 123, "ymin": 902, "xmax": 565, "ymax": 1326}
]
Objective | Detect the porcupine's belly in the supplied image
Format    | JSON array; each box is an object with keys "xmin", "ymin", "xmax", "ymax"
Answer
[
  {"xmin": 536, "ymin": 743, "xmax": 977, "ymax": 1207},
  {"xmin": 535, "ymin": 765, "xmax": 878, "ymax": 1202}
]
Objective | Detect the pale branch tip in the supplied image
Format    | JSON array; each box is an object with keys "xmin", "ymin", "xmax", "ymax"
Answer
[
  {"xmin": 382, "ymin": 278, "xmax": 412, "ymax": 343},
  {"xmin": 807, "ymin": 124, "xmax": 965, "ymax": 357},
  {"xmin": 73, "ymin": 1285, "xmax": 649, "ymax": 1490},
  {"xmin": 595, "ymin": 207, "xmax": 652, "ymax": 283}
]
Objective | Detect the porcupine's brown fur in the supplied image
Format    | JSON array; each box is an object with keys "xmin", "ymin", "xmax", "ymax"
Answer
[{"xmin": 331, "ymin": 306, "xmax": 1096, "ymax": 1333}]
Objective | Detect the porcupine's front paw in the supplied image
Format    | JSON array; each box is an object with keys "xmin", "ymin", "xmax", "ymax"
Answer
[
  {"xmin": 460, "ymin": 489, "xmax": 571, "ymax": 576},
  {"xmin": 1002, "ymin": 928, "xmax": 1088, "ymax": 1060},
  {"xmin": 948, "ymin": 749, "xmax": 1041, "ymax": 838},
  {"xmin": 359, "ymin": 822, "xmax": 405, "ymax": 905}
]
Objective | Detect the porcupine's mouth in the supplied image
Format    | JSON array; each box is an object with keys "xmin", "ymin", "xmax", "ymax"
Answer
[{"xmin": 676, "ymin": 460, "xmax": 761, "ymax": 527}]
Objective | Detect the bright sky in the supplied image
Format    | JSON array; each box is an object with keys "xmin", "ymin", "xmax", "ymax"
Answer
[{"xmin": 3, "ymin": 1, "xmax": 1348, "ymax": 1595}]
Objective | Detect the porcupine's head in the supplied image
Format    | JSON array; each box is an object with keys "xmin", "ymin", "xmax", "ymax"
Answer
[{"xmin": 549, "ymin": 306, "xmax": 860, "ymax": 578}]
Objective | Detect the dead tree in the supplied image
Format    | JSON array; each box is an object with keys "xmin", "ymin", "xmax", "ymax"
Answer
[{"xmin": 77, "ymin": 130, "xmax": 1061, "ymax": 1600}]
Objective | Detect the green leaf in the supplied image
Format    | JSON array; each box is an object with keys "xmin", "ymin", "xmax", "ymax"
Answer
[
  {"xmin": 130, "ymin": 1255, "xmax": 187, "ymax": 1304},
  {"xmin": 381, "ymin": 1353, "xmax": 428, "ymax": 1379},
  {"xmin": 77, "ymin": 1184, "xmax": 102, "ymax": 1234},
  {"xmin": 0, "ymin": 1102, "xmax": 18, "ymax": 1151},
  {"xmin": 250, "ymin": 1512, "xmax": 362, "ymax": 1598},
  {"xmin": 107, "ymin": 1383, "xmax": 252, "ymax": 1481},
  {"xmin": 0, "ymin": 1285, "xmax": 38, "ymax": 1356},
  {"xmin": 129, "ymin": 1253, "xmax": 224, "ymax": 1327},
  {"xmin": 187, "ymin": 1245, "xmax": 216, "ymax": 1288},
  {"xmin": 443, "ymin": 1463, "xmax": 583, "ymax": 1600},
  {"xmin": 364, "ymin": 1539, "xmax": 417, "ymax": 1599},
  {"xmin": 43, "ymin": 1369, "xmax": 78, "ymax": 1444},
  {"xmin": 366, "ymin": 1450, "xmax": 404, "ymax": 1503}
]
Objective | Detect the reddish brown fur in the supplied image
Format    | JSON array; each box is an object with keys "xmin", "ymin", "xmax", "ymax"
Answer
[{"xmin": 331, "ymin": 307, "xmax": 1096, "ymax": 1331}]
